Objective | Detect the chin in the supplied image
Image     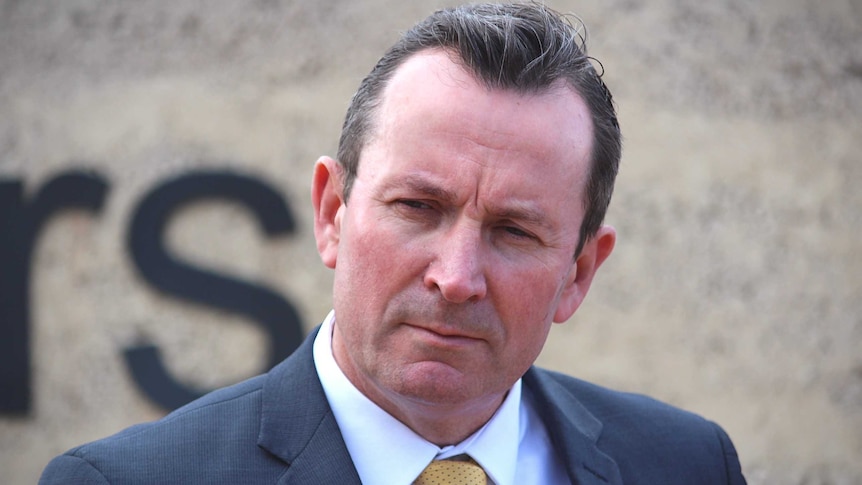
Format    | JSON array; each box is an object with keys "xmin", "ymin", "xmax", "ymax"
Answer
[{"xmin": 390, "ymin": 362, "xmax": 495, "ymax": 406}]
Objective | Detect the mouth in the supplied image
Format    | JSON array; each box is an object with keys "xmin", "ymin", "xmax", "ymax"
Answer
[{"xmin": 404, "ymin": 323, "xmax": 484, "ymax": 347}]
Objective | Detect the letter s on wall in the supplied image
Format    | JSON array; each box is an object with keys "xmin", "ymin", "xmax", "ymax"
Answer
[{"xmin": 126, "ymin": 170, "xmax": 303, "ymax": 410}]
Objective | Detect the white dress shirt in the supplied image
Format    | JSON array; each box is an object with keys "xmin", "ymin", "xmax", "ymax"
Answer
[{"xmin": 312, "ymin": 311, "xmax": 570, "ymax": 485}]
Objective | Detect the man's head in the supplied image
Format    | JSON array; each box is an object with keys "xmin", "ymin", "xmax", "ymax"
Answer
[
  {"xmin": 337, "ymin": 2, "xmax": 621, "ymax": 257},
  {"xmin": 312, "ymin": 2, "xmax": 619, "ymax": 444}
]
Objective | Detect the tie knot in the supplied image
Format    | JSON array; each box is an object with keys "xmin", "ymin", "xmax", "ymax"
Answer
[{"xmin": 414, "ymin": 457, "xmax": 486, "ymax": 485}]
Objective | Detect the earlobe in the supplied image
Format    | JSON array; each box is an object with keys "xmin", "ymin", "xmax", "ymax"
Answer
[
  {"xmin": 552, "ymin": 225, "xmax": 616, "ymax": 323},
  {"xmin": 311, "ymin": 156, "xmax": 344, "ymax": 269}
]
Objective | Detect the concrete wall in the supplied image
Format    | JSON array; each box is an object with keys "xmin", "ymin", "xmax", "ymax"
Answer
[{"xmin": 1, "ymin": 0, "xmax": 860, "ymax": 483}]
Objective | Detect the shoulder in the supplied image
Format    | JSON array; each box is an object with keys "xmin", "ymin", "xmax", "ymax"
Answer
[
  {"xmin": 100, "ymin": 372, "xmax": 268, "ymax": 447},
  {"xmin": 527, "ymin": 366, "xmax": 715, "ymax": 432},
  {"xmin": 40, "ymin": 374, "xmax": 283, "ymax": 485},
  {"xmin": 525, "ymin": 367, "xmax": 745, "ymax": 484},
  {"xmin": 40, "ymin": 331, "xmax": 325, "ymax": 484}
]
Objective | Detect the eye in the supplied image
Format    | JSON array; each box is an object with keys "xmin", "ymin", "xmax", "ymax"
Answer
[
  {"xmin": 396, "ymin": 199, "xmax": 432, "ymax": 210},
  {"xmin": 391, "ymin": 199, "xmax": 440, "ymax": 224},
  {"xmin": 500, "ymin": 225, "xmax": 536, "ymax": 240}
]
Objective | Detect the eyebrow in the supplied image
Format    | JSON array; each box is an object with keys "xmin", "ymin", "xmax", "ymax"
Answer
[
  {"xmin": 388, "ymin": 174, "xmax": 459, "ymax": 203},
  {"xmin": 381, "ymin": 174, "xmax": 554, "ymax": 230},
  {"xmin": 491, "ymin": 204, "xmax": 552, "ymax": 230}
]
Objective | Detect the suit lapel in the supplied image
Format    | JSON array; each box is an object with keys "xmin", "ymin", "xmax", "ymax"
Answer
[
  {"xmin": 257, "ymin": 327, "xmax": 362, "ymax": 484},
  {"xmin": 523, "ymin": 368, "xmax": 623, "ymax": 485}
]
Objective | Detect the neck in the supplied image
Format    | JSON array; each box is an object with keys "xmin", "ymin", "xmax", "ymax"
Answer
[{"xmin": 370, "ymin": 386, "xmax": 507, "ymax": 446}]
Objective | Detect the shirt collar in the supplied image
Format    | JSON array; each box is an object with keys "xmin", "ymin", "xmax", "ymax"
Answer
[{"xmin": 313, "ymin": 311, "xmax": 521, "ymax": 485}]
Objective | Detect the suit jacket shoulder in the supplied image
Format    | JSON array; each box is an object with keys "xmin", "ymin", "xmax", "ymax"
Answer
[
  {"xmin": 524, "ymin": 367, "xmax": 746, "ymax": 485},
  {"xmin": 40, "ymin": 374, "xmax": 285, "ymax": 484},
  {"xmin": 39, "ymin": 331, "xmax": 361, "ymax": 485}
]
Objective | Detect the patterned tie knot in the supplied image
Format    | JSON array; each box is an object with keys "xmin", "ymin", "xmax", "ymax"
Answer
[{"xmin": 414, "ymin": 457, "xmax": 486, "ymax": 485}]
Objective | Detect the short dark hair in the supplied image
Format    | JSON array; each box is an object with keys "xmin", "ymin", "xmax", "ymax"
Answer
[{"xmin": 337, "ymin": 2, "xmax": 621, "ymax": 257}]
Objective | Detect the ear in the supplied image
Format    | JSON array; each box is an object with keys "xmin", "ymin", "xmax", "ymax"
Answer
[
  {"xmin": 312, "ymin": 156, "xmax": 345, "ymax": 269},
  {"xmin": 552, "ymin": 225, "xmax": 616, "ymax": 323}
]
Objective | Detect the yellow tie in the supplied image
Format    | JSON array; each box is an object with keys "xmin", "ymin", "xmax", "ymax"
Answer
[{"xmin": 414, "ymin": 457, "xmax": 487, "ymax": 485}]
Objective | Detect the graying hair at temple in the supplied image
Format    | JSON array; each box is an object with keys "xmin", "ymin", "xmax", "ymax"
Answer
[{"xmin": 336, "ymin": 2, "xmax": 622, "ymax": 257}]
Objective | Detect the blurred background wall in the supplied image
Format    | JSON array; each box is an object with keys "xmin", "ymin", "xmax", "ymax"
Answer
[{"xmin": 1, "ymin": 0, "xmax": 860, "ymax": 483}]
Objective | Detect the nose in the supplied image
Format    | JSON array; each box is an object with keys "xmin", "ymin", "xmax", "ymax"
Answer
[{"xmin": 423, "ymin": 224, "xmax": 488, "ymax": 303}]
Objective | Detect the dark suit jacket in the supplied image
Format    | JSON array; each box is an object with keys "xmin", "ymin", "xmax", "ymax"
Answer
[{"xmin": 40, "ymin": 328, "xmax": 746, "ymax": 484}]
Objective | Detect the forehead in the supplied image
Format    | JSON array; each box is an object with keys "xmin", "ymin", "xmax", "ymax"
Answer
[
  {"xmin": 362, "ymin": 49, "xmax": 593, "ymax": 186},
  {"xmin": 375, "ymin": 50, "xmax": 591, "ymax": 146}
]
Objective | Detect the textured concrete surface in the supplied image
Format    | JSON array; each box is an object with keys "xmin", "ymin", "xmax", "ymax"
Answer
[{"xmin": 1, "ymin": 0, "xmax": 860, "ymax": 483}]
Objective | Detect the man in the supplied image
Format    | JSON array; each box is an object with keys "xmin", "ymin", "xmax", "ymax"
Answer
[{"xmin": 41, "ymin": 3, "xmax": 746, "ymax": 484}]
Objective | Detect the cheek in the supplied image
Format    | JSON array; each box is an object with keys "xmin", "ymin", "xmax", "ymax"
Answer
[
  {"xmin": 493, "ymin": 269, "xmax": 563, "ymax": 351},
  {"xmin": 344, "ymin": 221, "xmax": 413, "ymax": 283},
  {"xmin": 334, "ymin": 215, "xmax": 421, "ymax": 315},
  {"xmin": 496, "ymin": 310, "xmax": 553, "ymax": 383},
  {"xmin": 495, "ymin": 263, "xmax": 567, "ymax": 319}
]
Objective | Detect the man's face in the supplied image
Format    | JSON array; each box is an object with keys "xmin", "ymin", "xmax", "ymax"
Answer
[{"xmin": 313, "ymin": 50, "xmax": 614, "ymax": 420}]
